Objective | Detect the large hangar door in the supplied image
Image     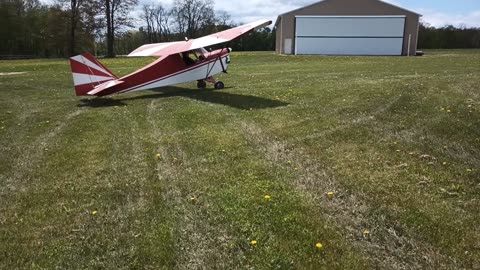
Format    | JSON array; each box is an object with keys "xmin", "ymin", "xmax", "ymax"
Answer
[{"xmin": 295, "ymin": 16, "xmax": 405, "ymax": 55}]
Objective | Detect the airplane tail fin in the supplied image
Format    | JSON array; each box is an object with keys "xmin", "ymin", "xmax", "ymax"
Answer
[{"xmin": 69, "ymin": 53, "xmax": 118, "ymax": 96}]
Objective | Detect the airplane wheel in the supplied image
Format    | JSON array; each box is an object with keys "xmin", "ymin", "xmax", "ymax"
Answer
[
  {"xmin": 197, "ymin": 80, "xmax": 206, "ymax": 89},
  {"xmin": 214, "ymin": 81, "xmax": 224, "ymax": 90}
]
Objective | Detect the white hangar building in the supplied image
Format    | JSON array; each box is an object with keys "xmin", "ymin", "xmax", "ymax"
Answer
[{"xmin": 274, "ymin": 0, "xmax": 421, "ymax": 56}]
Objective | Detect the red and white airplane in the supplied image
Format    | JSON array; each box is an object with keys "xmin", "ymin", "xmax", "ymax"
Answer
[{"xmin": 69, "ymin": 20, "xmax": 271, "ymax": 97}]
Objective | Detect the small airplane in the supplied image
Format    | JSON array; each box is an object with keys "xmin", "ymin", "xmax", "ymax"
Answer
[{"xmin": 69, "ymin": 20, "xmax": 272, "ymax": 97}]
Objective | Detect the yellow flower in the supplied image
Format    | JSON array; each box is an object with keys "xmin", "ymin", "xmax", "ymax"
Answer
[
  {"xmin": 264, "ymin": 195, "xmax": 271, "ymax": 200},
  {"xmin": 315, "ymin": 242, "xmax": 323, "ymax": 249},
  {"xmin": 155, "ymin": 153, "xmax": 161, "ymax": 158},
  {"xmin": 91, "ymin": 211, "xmax": 97, "ymax": 215},
  {"xmin": 327, "ymin": 191, "xmax": 334, "ymax": 197},
  {"xmin": 250, "ymin": 240, "xmax": 257, "ymax": 246},
  {"xmin": 363, "ymin": 229, "xmax": 370, "ymax": 235},
  {"xmin": 190, "ymin": 196, "xmax": 196, "ymax": 202}
]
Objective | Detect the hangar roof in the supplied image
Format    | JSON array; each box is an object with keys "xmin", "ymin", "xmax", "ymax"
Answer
[{"xmin": 274, "ymin": 0, "xmax": 421, "ymax": 27}]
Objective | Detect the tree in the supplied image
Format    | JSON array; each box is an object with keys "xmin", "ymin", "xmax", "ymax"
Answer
[
  {"xmin": 172, "ymin": 0, "xmax": 214, "ymax": 39},
  {"xmin": 68, "ymin": 0, "xmax": 82, "ymax": 56},
  {"xmin": 141, "ymin": 3, "xmax": 171, "ymax": 43},
  {"xmin": 103, "ymin": 0, "xmax": 138, "ymax": 57}
]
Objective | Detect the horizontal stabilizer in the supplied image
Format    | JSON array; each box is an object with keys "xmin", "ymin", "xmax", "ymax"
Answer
[
  {"xmin": 70, "ymin": 53, "xmax": 117, "ymax": 96},
  {"xmin": 87, "ymin": 80, "xmax": 124, "ymax": 96}
]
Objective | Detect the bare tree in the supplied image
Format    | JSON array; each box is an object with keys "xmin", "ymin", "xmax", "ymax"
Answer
[
  {"xmin": 141, "ymin": 4, "xmax": 155, "ymax": 42},
  {"xmin": 104, "ymin": 0, "xmax": 138, "ymax": 57},
  {"xmin": 154, "ymin": 5, "xmax": 172, "ymax": 41},
  {"xmin": 68, "ymin": 0, "xmax": 81, "ymax": 56},
  {"xmin": 215, "ymin": 10, "xmax": 232, "ymax": 27},
  {"xmin": 172, "ymin": 0, "xmax": 214, "ymax": 39},
  {"xmin": 141, "ymin": 3, "xmax": 171, "ymax": 43}
]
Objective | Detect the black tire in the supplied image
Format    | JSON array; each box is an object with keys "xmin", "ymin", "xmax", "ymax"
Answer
[
  {"xmin": 214, "ymin": 81, "xmax": 224, "ymax": 90},
  {"xmin": 197, "ymin": 80, "xmax": 206, "ymax": 89}
]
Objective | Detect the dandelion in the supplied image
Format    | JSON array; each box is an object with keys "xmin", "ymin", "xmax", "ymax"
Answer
[
  {"xmin": 91, "ymin": 211, "xmax": 97, "ymax": 215},
  {"xmin": 315, "ymin": 242, "xmax": 323, "ymax": 249},
  {"xmin": 327, "ymin": 191, "xmax": 334, "ymax": 198},
  {"xmin": 363, "ymin": 229, "xmax": 370, "ymax": 236},
  {"xmin": 190, "ymin": 196, "xmax": 196, "ymax": 202},
  {"xmin": 250, "ymin": 240, "xmax": 257, "ymax": 246},
  {"xmin": 264, "ymin": 195, "xmax": 271, "ymax": 200},
  {"xmin": 156, "ymin": 153, "xmax": 161, "ymax": 158}
]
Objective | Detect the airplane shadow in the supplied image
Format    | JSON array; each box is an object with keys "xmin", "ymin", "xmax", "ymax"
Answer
[{"xmin": 78, "ymin": 86, "xmax": 289, "ymax": 110}]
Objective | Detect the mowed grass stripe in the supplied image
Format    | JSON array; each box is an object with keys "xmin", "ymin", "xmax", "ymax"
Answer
[
  {"xmin": 1, "ymin": 101, "xmax": 175, "ymax": 268},
  {"xmin": 146, "ymin": 97, "xmax": 367, "ymax": 268}
]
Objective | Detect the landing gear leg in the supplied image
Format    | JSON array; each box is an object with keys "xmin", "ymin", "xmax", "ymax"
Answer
[{"xmin": 205, "ymin": 76, "xmax": 224, "ymax": 90}]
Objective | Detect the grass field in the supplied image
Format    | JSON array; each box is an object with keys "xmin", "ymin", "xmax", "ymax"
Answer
[{"xmin": 0, "ymin": 50, "xmax": 479, "ymax": 269}]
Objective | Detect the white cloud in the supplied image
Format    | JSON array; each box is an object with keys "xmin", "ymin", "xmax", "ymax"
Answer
[
  {"xmin": 214, "ymin": 0, "xmax": 305, "ymax": 25},
  {"xmin": 419, "ymin": 9, "xmax": 480, "ymax": 27}
]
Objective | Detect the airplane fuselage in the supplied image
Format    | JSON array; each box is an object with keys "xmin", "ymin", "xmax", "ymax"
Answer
[{"xmin": 83, "ymin": 48, "xmax": 230, "ymax": 97}]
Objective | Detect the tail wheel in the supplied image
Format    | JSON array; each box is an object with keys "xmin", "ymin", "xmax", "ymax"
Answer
[
  {"xmin": 214, "ymin": 81, "xmax": 224, "ymax": 90},
  {"xmin": 197, "ymin": 80, "xmax": 207, "ymax": 89}
]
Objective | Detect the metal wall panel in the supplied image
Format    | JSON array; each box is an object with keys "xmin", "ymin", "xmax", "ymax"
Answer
[
  {"xmin": 295, "ymin": 16, "xmax": 405, "ymax": 55},
  {"xmin": 296, "ymin": 16, "xmax": 405, "ymax": 37},
  {"xmin": 296, "ymin": 37, "xmax": 403, "ymax": 55}
]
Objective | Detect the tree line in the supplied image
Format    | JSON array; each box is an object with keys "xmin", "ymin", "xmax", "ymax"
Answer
[
  {"xmin": 2, "ymin": 0, "xmax": 478, "ymax": 58},
  {"xmin": 418, "ymin": 22, "xmax": 480, "ymax": 49},
  {"xmin": 0, "ymin": 0, "xmax": 274, "ymax": 58}
]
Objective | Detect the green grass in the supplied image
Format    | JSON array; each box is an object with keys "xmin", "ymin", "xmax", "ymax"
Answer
[{"xmin": 1, "ymin": 50, "xmax": 479, "ymax": 269}]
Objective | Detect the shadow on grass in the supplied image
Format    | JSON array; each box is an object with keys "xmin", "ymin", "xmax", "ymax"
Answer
[
  {"xmin": 78, "ymin": 86, "xmax": 289, "ymax": 110},
  {"xmin": 77, "ymin": 98, "xmax": 127, "ymax": 108}
]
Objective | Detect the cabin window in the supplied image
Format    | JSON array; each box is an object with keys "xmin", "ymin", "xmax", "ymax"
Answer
[{"xmin": 181, "ymin": 49, "xmax": 207, "ymax": 65}]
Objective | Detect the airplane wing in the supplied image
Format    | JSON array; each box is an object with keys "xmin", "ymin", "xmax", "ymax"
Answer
[{"xmin": 128, "ymin": 20, "xmax": 272, "ymax": 57}]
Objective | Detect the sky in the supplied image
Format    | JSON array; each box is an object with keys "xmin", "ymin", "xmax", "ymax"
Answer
[{"xmin": 143, "ymin": 0, "xmax": 480, "ymax": 28}]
